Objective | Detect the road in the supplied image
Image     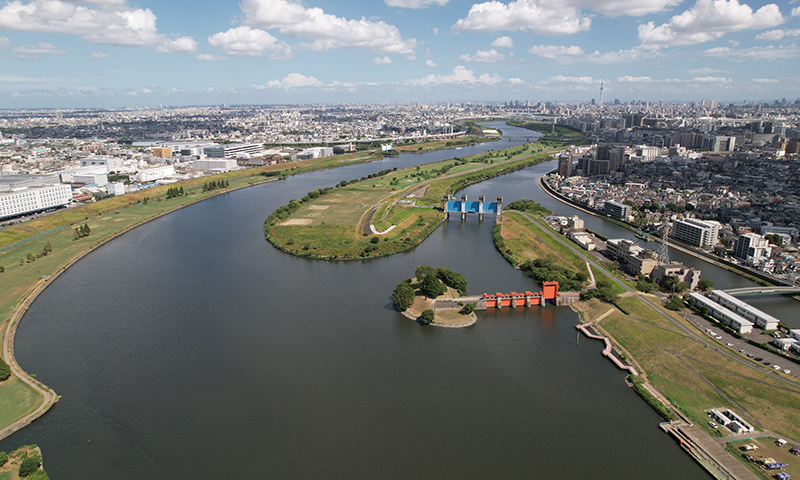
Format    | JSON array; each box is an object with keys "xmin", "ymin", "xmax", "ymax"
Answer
[{"xmin": 0, "ymin": 277, "xmax": 58, "ymax": 442}]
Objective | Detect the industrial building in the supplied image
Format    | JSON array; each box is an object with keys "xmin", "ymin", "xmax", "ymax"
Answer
[
  {"xmin": 672, "ymin": 218, "xmax": 720, "ymax": 248},
  {"xmin": 0, "ymin": 183, "xmax": 73, "ymax": 220},
  {"xmin": 194, "ymin": 158, "xmax": 238, "ymax": 171},
  {"xmin": 134, "ymin": 165, "xmax": 175, "ymax": 183},
  {"xmin": 707, "ymin": 290, "xmax": 780, "ymax": 330},
  {"xmin": 688, "ymin": 293, "xmax": 754, "ymax": 334}
]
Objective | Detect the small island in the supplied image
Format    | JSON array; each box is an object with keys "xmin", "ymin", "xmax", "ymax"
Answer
[{"xmin": 393, "ymin": 266, "xmax": 477, "ymax": 328}]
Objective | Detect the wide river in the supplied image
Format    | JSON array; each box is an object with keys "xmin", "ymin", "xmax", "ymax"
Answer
[{"xmin": 6, "ymin": 123, "xmax": 778, "ymax": 478}]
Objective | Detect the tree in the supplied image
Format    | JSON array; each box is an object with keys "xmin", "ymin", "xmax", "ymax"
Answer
[
  {"xmin": 18, "ymin": 454, "xmax": 41, "ymax": 477},
  {"xmin": 697, "ymin": 279, "xmax": 715, "ymax": 292},
  {"xmin": 370, "ymin": 236, "xmax": 380, "ymax": 244},
  {"xmin": 393, "ymin": 281, "xmax": 416, "ymax": 312},
  {"xmin": 661, "ymin": 276, "xmax": 687, "ymax": 294},
  {"xmin": 0, "ymin": 357, "xmax": 9, "ymax": 381},
  {"xmin": 459, "ymin": 303, "xmax": 475, "ymax": 315},
  {"xmin": 0, "ymin": 266, "xmax": 4, "ymax": 273},
  {"xmin": 636, "ymin": 278, "xmax": 657, "ymax": 293},
  {"xmin": 44, "ymin": 241, "xmax": 52, "ymax": 253},
  {"xmin": 420, "ymin": 274, "xmax": 447, "ymax": 298},
  {"xmin": 664, "ymin": 295, "xmax": 685, "ymax": 311},
  {"xmin": 437, "ymin": 268, "xmax": 467, "ymax": 295},
  {"xmin": 418, "ymin": 309, "xmax": 435, "ymax": 325},
  {"xmin": 765, "ymin": 233, "xmax": 783, "ymax": 247},
  {"xmin": 414, "ymin": 265, "xmax": 437, "ymax": 281},
  {"xmin": 0, "ymin": 451, "xmax": 7, "ymax": 467}
]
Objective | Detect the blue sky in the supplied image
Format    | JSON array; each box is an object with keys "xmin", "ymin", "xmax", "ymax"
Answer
[{"xmin": 0, "ymin": 0, "xmax": 799, "ymax": 107}]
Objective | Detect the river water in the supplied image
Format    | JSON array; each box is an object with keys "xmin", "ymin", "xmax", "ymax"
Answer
[{"xmin": 5, "ymin": 124, "xmax": 727, "ymax": 478}]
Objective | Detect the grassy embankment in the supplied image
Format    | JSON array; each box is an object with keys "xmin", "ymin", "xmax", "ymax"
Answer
[
  {"xmin": 391, "ymin": 135, "xmax": 499, "ymax": 154},
  {"xmin": 0, "ymin": 150, "xmax": 387, "ymax": 435},
  {"xmin": 264, "ymin": 140, "xmax": 567, "ymax": 260},
  {"xmin": 506, "ymin": 119, "xmax": 586, "ymax": 139},
  {"xmin": 494, "ymin": 207, "xmax": 800, "ymax": 441}
]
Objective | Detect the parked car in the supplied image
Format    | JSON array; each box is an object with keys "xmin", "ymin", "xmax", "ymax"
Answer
[
  {"xmin": 784, "ymin": 369, "xmax": 791, "ymax": 374},
  {"xmin": 773, "ymin": 365, "xmax": 781, "ymax": 370},
  {"xmin": 709, "ymin": 421, "xmax": 718, "ymax": 429},
  {"xmin": 755, "ymin": 357, "xmax": 763, "ymax": 362},
  {"xmin": 727, "ymin": 343, "xmax": 734, "ymax": 347}
]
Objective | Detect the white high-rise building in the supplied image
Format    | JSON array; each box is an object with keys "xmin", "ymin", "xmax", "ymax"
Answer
[
  {"xmin": 672, "ymin": 218, "xmax": 720, "ymax": 248},
  {"xmin": 733, "ymin": 233, "xmax": 771, "ymax": 261}
]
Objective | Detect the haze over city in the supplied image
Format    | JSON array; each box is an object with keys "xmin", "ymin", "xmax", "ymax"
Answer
[{"xmin": 1, "ymin": 0, "xmax": 799, "ymax": 107}]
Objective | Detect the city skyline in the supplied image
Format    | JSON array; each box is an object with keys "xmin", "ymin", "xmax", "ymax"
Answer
[{"xmin": 0, "ymin": 0, "xmax": 799, "ymax": 108}]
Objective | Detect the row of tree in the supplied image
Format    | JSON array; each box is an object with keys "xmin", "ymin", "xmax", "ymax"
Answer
[
  {"xmin": 202, "ymin": 180, "xmax": 229, "ymax": 192},
  {"xmin": 519, "ymin": 258, "xmax": 587, "ymax": 292},
  {"xmin": 165, "ymin": 186, "xmax": 185, "ymax": 198},
  {"xmin": 74, "ymin": 223, "xmax": 91, "ymax": 239}
]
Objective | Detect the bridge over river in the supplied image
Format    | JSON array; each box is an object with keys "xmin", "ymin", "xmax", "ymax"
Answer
[{"xmin": 724, "ymin": 286, "xmax": 800, "ymax": 296}]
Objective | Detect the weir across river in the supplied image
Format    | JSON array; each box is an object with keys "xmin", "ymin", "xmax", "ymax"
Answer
[{"xmin": 443, "ymin": 194, "xmax": 502, "ymax": 220}]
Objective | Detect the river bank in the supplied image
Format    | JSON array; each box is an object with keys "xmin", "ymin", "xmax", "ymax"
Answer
[{"xmin": 0, "ymin": 149, "xmax": 400, "ymax": 440}]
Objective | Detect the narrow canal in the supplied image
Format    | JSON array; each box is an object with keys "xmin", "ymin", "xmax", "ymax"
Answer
[{"xmin": 5, "ymin": 125, "xmax": 715, "ymax": 478}]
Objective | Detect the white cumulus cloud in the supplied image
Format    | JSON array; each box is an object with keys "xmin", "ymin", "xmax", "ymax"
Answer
[
  {"xmin": 208, "ymin": 26, "xmax": 291, "ymax": 60},
  {"xmin": 452, "ymin": 0, "xmax": 591, "ymax": 35},
  {"xmin": 425, "ymin": 59, "xmax": 436, "ymax": 67},
  {"xmin": 458, "ymin": 48, "xmax": 505, "ymax": 62},
  {"xmin": 793, "ymin": 6, "xmax": 800, "ymax": 17},
  {"xmin": 0, "ymin": 0, "xmax": 168, "ymax": 47},
  {"xmin": 263, "ymin": 73, "xmax": 323, "ymax": 89},
  {"xmin": 751, "ymin": 78, "xmax": 779, "ymax": 83},
  {"xmin": 755, "ymin": 29, "xmax": 800, "ymax": 40},
  {"xmin": 491, "ymin": 36, "xmax": 514, "ymax": 48},
  {"xmin": 638, "ymin": 0, "xmax": 785, "ymax": 48},
  {"xmin": 240, "ymin": 0, "xmax": 417, "ymax": 55},
  {"xmin": 617, "ymin": 75, "xmax": 653, "ymax": 83},
  {"xmin": 703, "ymin": 44, "xmax": 799, "ymax": 60},
  {"xmin": 409, "ymin": 65, "xmax": 502, "ymax": 85},
  {"xmin": 528, "ymin": 44, "xmax": 584, "ymax": 58},
  {"xmin": 156, "ymin": 36, "xmax": 197, "ymax": 54},
  {"xmin": 373, "ymin": 56, "xmax": 393, "ymax": 64},
  {"xmin": 90, "ymin": 51, "xmax": 110, "ymax": 59}
]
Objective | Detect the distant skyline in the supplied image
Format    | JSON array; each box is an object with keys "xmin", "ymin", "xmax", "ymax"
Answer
[{"xmin": 0, "ymin": 0, "xmax": 799, "ymax": 108}]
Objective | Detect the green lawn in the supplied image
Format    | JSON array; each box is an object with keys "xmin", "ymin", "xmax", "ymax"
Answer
[{"xmin": 0, "ymin": 378, "xmax": 41, "ymax": 429}]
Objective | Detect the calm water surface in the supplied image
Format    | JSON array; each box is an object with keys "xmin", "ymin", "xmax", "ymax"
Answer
[{"xmin": 5, "ymin": 124, "xmax": 711, "ymax": 478}]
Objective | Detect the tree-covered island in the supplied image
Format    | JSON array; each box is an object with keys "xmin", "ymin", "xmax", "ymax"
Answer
[{"xmin": 393, "ymin": 266, "xmax": 475, "ymax": 327}]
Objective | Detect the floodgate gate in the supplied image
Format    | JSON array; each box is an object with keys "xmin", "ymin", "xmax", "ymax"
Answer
[{"xmin": 443, "ymin": 194, "xmax": 503, "ymax": 220}]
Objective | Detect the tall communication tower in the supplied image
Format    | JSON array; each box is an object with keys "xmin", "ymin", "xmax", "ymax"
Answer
[
  {"xmin": 658, "ymin": 223, "xmax": 671, "ymax": 264},
  {"xmin": 599, "ymin": 80, "xmax": 604, "ymax": 107}
]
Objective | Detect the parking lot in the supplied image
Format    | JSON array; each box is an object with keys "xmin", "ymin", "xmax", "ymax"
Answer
[{"xmin": 684, "ymin": 310, "xmax": 800, "ymax": 381}]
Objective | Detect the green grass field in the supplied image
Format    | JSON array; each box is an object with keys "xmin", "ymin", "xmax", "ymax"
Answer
[
  {"xmin": 0, "ymin": 378, "xmax": 41, "ymax": 429},
  {"xmin": 579, "ymin": 295, "xmax": 800, "ymax": 441},
  {"xmin": 264, "ymin": 140, "xmax": 567, "ymax": 260},
  {"xmin": 499, "ymin": 213, "xmax": 587, "ymax": 275}
]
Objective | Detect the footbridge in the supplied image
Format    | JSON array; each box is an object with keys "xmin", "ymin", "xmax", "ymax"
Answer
[
  {"xmin": 443, "ymin": 194, "xmax": 502, "ymax": 220},
  {"xmin": 723, "ymin": 286, "xmax": 800, "ymax": 296}
]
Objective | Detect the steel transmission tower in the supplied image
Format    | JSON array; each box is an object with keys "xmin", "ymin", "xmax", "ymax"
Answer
[{"xmin": 658, "ymin": 223, "xmax": 671, "ymax": 264}]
